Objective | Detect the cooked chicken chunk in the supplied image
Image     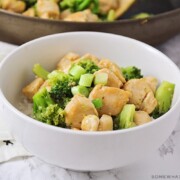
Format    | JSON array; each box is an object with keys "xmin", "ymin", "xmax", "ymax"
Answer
[
  {"xmin": 60, "ymin": 9, "xmax": 72, "ymax": 19},
  {"xmin": 57, "ymin": 52, "xmax": 80, "ymax": 73},
  {"xmin": 140, "ymin": 91, "xmax": 157, "ymax": 114},
  {"xmin": 143, "ymin": 76, "xmax": 158, "ymax": 93},
  {"xmin": 124, "ymin": 78, "xmax": 157, "ymax": 114},
  {"xmin": 98, "ymin": 114, "xmax": 113, "ymax": 131},
  {"xmin": 22, "ymin": 77, "xmax": 44, "ymax": 100},
  {"xmin": 81, "ymin": 115, "xmax": 100, "ymax": 131},
  {"xmin": 98, "ymin": 59, "xmax": 126, "ymax": 83},
  {"xmin": 64, "ymin": 10, "xmax": 99, "ymax": 22},
  {"xmin": 65, "ymin": 95, "xmax": 98, "ymax": 129},
  {"xmin": 134, "ymin": 111, "xmax": 152, "ymax": 126},
  {"xmin": 94, "ymin": 68, "xmax": 123, "ymax": 88},
  {"xmin": 89, "ymin": 85, "xmax": 131, "ymax": 116},
  {"xmin": 36, "ymin": 0, "xmax": 60, "ymax": 20},
  {"xmin": 99, "ymin": 0, "xmax": 119, "ymax": 14},
  {"xmin": 1, "ymin": 0, "xmax": 26, "ymax": 13},
  {"xmin": 23, "ymin": 7, "xmax": 36, "ymax": 17}
]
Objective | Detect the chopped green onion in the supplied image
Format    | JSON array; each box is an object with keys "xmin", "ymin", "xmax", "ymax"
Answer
[
  {"xmin": 94, "ymin": 72, "xmax": 108, "ymax": 85},
  {"xmin": 69, "ymin": 65, "xmax": 86, "ymax": 80},
  {"xmin": 79, "ymin": 74, "xmax": 94, "ymax": 87},
  {"xmin": 92, "ymin": 98, "xmax": 103, "ymax": 109},
  {"xmin": 33, "ymin": 64, "xmax": 49, "ymax": 80},
  {"xmin": 107, "ymin": 9, "xmax": 116, "ymax": 21},
  {"xmin": 71, "ymin": 85, "xmax": 90, "ymax": 97}
]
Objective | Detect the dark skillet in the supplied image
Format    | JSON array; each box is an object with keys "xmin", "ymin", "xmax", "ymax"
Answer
[{"xmin": 0, "ymin": 0, "xmax": 180, "ymax": 45}]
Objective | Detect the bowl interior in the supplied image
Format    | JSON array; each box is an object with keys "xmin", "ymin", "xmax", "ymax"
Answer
[{"xmin": 0, "ymin": 32, "xmax": 180, "ymax": 117}]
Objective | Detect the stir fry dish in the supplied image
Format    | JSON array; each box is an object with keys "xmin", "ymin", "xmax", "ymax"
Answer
[
  {"xmin": 0, "ymin": 0, "xmax": 135, "ymax": 22},
  {"xmin": 22, "ymin": 53, "xmax": 175, "ymax": 131}
]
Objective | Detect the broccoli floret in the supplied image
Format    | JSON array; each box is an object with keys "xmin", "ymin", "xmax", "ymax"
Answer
[
  {"xmin": 33, "ymin": 64, "xmax": 50, "ymax": 80},
  {"xmin": 121, "ymin": 66, "xmax": 143, "ymax": 81},
  {"xmin": 151, "ymin": 81, "xmax": 175, "ymax": 119},
  {"xmin": 119, "ymin": 104, "xmax": 136, "ymax": 129},
  {"xmin": 41, "ymin": 104, "xmax": 66, "ymax": 127},
  {"xmin": 76, "ymin": 59, "xmax": 100, "ymax": 74},
  {"xmin": 33, "ymin": 87, "xmax": 66, "ymax": 127},
  {"xmin": 48, "ymin": 70, "xmax": 76, "ymax": 108}
]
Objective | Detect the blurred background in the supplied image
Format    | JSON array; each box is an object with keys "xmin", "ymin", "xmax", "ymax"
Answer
[{"xmin": 0, "ymin": 0, "xmax": 180, "ymax": 45}]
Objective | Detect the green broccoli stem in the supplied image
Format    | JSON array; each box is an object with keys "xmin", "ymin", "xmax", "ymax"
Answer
[
  {"xmin": 155, "ymin": 81, "xmax": 175, "ymax": 114},
  {"xmin": 69, "ymin": 65, "xmax": 86, "ymax": 80},
  {"xmin": 76, "ymin": 0, "xmax": 91, "ymax": 11},
  {"xmin": 79, "ymin": 74, "xmax": 94, "ymax": 87},
  {"xmin": 33, "ymin": 64, "xmax": 50, "ymax": 80},
  {"xmin": 119, "ymin": 104, "xmax": 136, "ymax": 129},
  {"xmin": 71, "ymin": 85, "xmax": 89, "ymax": 97}
]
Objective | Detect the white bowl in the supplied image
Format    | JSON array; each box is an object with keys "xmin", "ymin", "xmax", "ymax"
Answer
[{"xmin": 0, "ymin": 32, "xmax": 180, "ymax": 171}]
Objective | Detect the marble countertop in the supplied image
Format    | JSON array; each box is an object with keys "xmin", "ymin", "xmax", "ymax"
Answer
[{"xmin": 0, "ymin": 34, "xmax": 180, "ymax": 180}]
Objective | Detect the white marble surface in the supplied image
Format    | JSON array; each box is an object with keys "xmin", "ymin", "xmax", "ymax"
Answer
[{"xmin": 0, "ymin": 34, "xmax": 180, "ymax": 180}]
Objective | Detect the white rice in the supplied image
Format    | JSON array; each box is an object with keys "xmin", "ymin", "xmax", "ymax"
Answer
[{"xmin": 17, "ymin": 95, "xmax": 33, "ymax": 117}]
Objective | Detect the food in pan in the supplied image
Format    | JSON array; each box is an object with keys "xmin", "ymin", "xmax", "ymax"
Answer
[{"xmin": 0, "ymin": 0, "xmax": 135, "ymax": 22}]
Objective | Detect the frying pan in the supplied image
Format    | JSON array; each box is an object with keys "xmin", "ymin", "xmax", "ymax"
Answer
[{"xmin": 0, "ymin": 0, "xmax": 180, "ymax": 45}]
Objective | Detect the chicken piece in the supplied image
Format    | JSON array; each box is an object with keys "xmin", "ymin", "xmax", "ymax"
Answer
[
  {"xmin": 143, "ymin": 76, "xmax": 158, "ymax": 93},
  {"xmin": 60, "ymin": 9, "xmax": 72, "ymax": 19},
  {"xmin": 23, "ymin": 7, "xmax": 36, "ymax": 17},
  {"xmin": 77, "ymin": 53, "xmax": 99, "ymax": 65},
  {"xmin": 81, "ymin": 115, "xmax": 100, "ymax": 131},
  {"xmin": 134, "ymin": 111, "xmax": 152, "ymax": 126},
  {"xmin": 22, "ymin": 77, "xmax": 44, "ymax": 100},
  {"xmin": 98, "ymin": 59, "xmax": 126, "ymax": 83},
  {"xmin": 94, "ymin": 68, "xmax": 123, "ymax": 88},
  {"xmin": 140, "ymin": 91, "xmax": 157, "ymax": 114},
  {"xmin": 64, "ymin": 9, "xmax": 99, "ymax": 22},
  {"xmin": 65, "ymin": 95, "xmax": 98, "ymax": 129},
  {"xmin": 99, "ymin": 0, "xmax": 119, "ymax": 14},
  {"xmin": 1, "ymin": 0, "xmax": 26, "ymax": 13},
  {"xmin": 36, "ymin": 0, "xmax": 60, "ymax": 20},
  {"xmin": 98, "ymin": 114, "xmax": 113, "ymax": 131},
  {"xmin": 57, "ymin": 52, "xmax": 80, "ymax": 73},
  {"xmin": 124, "ymin": 79, "xmax": 157, "ymax": 114},
  {"xmin": 89, "ymin": 85, "xmax": 131, "ymax": 116}
]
